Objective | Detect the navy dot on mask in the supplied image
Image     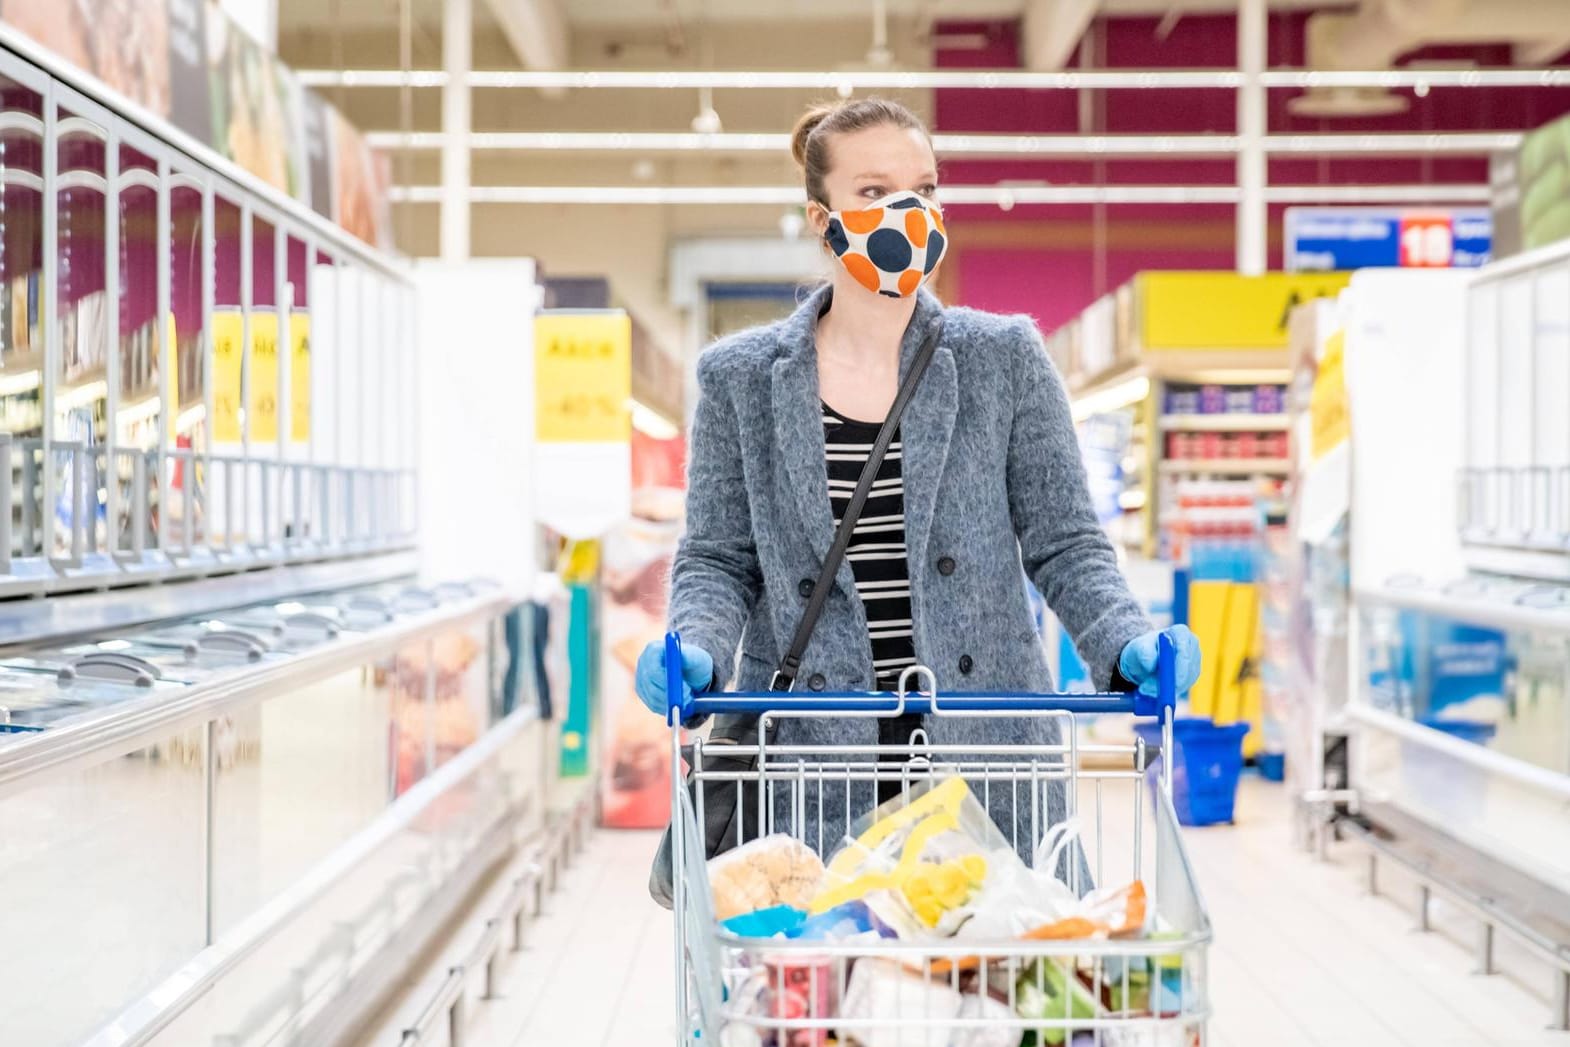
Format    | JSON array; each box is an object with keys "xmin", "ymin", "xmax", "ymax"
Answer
[
  {"xmin": 888, "ymin": 196, "xmax": 924, "ymax": 210},
  {"xmin": 867, "ymin": 228, "xmax": 913, "ymax": 273},
  {"xmin": 824, "ymin": 218, "xmax": 849, "ymax": 255},
  {"xmin": 923, "ymin": 230, "xmax": 947, "ymax": 274}
]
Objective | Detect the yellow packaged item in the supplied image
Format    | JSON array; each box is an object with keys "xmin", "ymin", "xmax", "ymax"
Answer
[{"xmin": 811, "ymin": 778, "xmax": 1010, "ymax": 935}]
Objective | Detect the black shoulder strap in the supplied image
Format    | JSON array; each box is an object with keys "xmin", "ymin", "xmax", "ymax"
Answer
[{"xmin": 772, "ymin": 315, "xmax": 945, "ymax": 692}]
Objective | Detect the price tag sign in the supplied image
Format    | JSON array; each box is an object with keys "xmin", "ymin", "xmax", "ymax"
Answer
[
  {"xmin": 1399, "ymin": 214, "xmax": 1455, "ymax": 268},
  {"xmin": 1310, "ymin": 331, "xmax": 1350, "ymax": 460},
  {"xmin": 211, "ymin": 310, "xmax": 243, "ymax": 443},
  {"xmin": 534, "ymin": 313, "xmax": 632, "ymax": 443},
  {"xmin": 290, "ymin": 314, "xmax": 311, "ymax": 442},
  {"xmin": 248, "ymin": 312, "xmax": 280, "ymax": 442},
  {"xmin": 1286, "ymin": 207, "xmax": 1492, "ymax": 271}
]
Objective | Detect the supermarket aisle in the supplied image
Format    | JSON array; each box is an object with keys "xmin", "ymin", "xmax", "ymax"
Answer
[
  {"xmin": 463, "ymin": 827, "xmax": 677, "ymax": 1045},
  {"xmin": 466, "ymin": 777, "xmax": 1564, "ymax": 1047}
]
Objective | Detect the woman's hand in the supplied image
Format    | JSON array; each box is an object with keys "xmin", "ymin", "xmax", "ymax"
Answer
[
  {"xmin": 1117, "ymin": 625, "xmax": 1202, "ymax": 698},
  {"xmin": 634, "ymin": 641, "xmax": 716, "ymax": 717}
]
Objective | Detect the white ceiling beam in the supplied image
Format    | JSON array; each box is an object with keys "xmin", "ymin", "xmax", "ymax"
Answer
[
  {"xmin": 362, "ymin": 129, "xmax": 1524, "ymax": 156},
  {"xmin": 1021, "ymin": 0, "xmax": 1103, "ymax": 71},
  {"xmin": 389, "ymin": 183, "xmax": 1489, "ymax": 205},
  {"xmin": 482, "ymin": 0, "xmax": 570, "ymax": 97},
  {"xmin": 294, "ymin": 67, "xmax": 1570, "ymax": 90}
]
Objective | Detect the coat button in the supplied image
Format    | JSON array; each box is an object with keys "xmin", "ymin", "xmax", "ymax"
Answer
[
  {"xmin": 958, "ymin": 654, "xmax": 974, "ymax": 675},
  {"xmin": 798, "ymin": 578, "xmax": 815, "ymax": 598},
  {"xmin": 937, "ymin": 556, "xmax": 957, "ymax": 576},
  {"xmin": 808, "ymin": 673, "xmax": 827, "ymax": 691}
]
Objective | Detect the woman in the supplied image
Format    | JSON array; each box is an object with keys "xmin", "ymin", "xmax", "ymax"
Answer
[{"xmin": 637, "ymin": 98, "xmax": 1200, "ymax": 866}]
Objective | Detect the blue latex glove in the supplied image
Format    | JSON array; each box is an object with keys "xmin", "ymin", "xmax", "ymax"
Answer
[
  {"xmin": 634, "ymin": 640, "xmax": 715, "ymax": 718},
  {"xmin": 1117, "ymin": 624, "xmax": 1202, "ymax": 698}
]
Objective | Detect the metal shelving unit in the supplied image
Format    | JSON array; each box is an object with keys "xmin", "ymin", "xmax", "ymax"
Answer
[{"xmin": 0, "ymin": 40, "xmax": 417, "ymax": 629}]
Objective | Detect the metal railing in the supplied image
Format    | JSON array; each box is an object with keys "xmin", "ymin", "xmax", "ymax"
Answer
[
  {"xmin": 1336, "ymin": 816, "xmax": 1570, "ymax": 1031},
  {"xmin": 399, "ymin": 790, "xmax": 597, "ymax": 1047},
  {"xmin": 4, "ymin": 442, "xmax": 416, "ymax": 595}
]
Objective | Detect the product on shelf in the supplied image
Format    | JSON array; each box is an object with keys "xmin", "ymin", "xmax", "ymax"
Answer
[
  {"xmin": 1223, "ymin": 387, "xmax": 1256, "ymax": 414},
  {"xmin": 1164, "ymin": 385, "xmax": 1201, "ymax": 415},
  {"xmin": 1254, "ymin": 384, "xmax": 1285, "ymax": 414}
]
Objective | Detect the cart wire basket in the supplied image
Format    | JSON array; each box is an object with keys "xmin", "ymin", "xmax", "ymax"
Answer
[{"xmin": 665, "ymin": 632, "xmax": 1212, "ymax": 1047}]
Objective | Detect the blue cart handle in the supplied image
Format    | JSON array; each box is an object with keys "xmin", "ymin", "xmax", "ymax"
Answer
[{"xmin": 664, "ymin": 630, "xmax": 1177, "ymax": 722}]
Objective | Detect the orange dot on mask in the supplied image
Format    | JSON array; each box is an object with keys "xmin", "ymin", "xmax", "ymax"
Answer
[
  {"xmin": 931, "ymin": 210, "xmax": 947, "ymax": 237},
  {"xmin": 898, "ymin": 269, "xmax": 922, "ymax": 296},
  {"xmin": 842, "ymin": 252, "xmax": 882, "ymax": 293},
  {"xmin": 904, "ymin": 211, "xmax": 928, "ymax": 249},
  {"xmin": 841, "ymin": 207, "xmax": 885, "ymax": 235}
]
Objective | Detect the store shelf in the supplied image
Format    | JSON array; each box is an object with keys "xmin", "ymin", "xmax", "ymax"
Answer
[
  {"xmin": 1159, "ymin": 414, "xmax": 1289, "ymax": 432},
  {"xmin": 1160, "ymin": 459, "xmax": 1291, "ymax": 476}
]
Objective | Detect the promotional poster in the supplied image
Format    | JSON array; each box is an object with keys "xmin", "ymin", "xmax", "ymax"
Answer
[
  {"xmin": 0, "ymin": 0, "xmax": 390, "ymax": 247},
  {"xmin": 599, "ymin": 429, "xmax": 686, "ymax": 829}
]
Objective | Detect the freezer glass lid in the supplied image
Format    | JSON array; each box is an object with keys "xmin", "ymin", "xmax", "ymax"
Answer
[
  {"xmin": 0, "ymin": 666, "xmax": 173, "ymax": 731},
  {"xmin": 1, "ymin": 635, "xmax": 263, "ymax": 684}
]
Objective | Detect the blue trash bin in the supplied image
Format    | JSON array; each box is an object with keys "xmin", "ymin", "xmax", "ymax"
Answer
[{"xmin": 1132, "ymin": 718, "xmax": 1250, "ymax": 826}]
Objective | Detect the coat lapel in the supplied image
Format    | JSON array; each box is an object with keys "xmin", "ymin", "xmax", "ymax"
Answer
[
  {"xmin": 772, "ymin": 286, "xmax": 839, "ymax": 570},
  {"xmin": 897, "ymin": 291, "xmax": 958, "ymax": 579}
]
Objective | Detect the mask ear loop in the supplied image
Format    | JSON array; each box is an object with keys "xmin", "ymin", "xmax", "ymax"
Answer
[{"xmin": 808, "ymin": 199, "xmax": 834, "ymax": 244}]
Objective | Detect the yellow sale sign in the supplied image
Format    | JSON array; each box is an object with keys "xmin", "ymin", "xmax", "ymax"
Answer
[
  {"xmin": 211, "ymin": 310, "xmax": 243, "ymax": 443},
  {"xmin": 211, "ymin": 309, "xmax": 296, "ymax": 443},
  {"xmin": 248, "ymin": 312, "xmax": 280, "ymax": 442},
  {"xmin": 534, "ymin": 312, "xmax": 632, "ymax": 443},
  {"xmin": 1138, "ymin": 271, "xmax": 1352, "ymax": 350},
  {"xmin": 1310, "ymin": 330, "xmax": 1350, "ymax": 460},
  {"xmin": 290, "ymin": 314, "xmax": 311, "ymax": 442}
]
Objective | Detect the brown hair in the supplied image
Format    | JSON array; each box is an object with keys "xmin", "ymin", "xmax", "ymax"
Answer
[{"xmin": 790, "ymin": 98, "xmax": 931, "ymax": 206}]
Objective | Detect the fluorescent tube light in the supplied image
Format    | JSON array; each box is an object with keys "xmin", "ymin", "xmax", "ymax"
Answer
[
  {"xmin": 297, "ymin": 67, "xmax": 1570, "ymax": 91},
  {"xmin": 391, "ymin": 183, "xmax": 1487, "ymax": 206}
]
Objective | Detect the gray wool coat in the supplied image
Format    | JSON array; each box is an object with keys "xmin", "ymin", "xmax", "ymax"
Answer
[{"xmin": 669, "ymin": 284, "xmax": 1150, "ymax": 859}]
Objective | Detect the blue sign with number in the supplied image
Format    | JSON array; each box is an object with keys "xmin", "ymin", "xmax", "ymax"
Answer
[{"xmin": 1285, "ymin": 208, "xmax": 1492, "ymax": 271}]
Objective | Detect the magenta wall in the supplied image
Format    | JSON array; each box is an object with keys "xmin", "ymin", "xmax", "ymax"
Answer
[
  {"xmin": 959, "ymin": 245, "xmax": 1238, "ymax": 334},
  {"xmin": 932, "ymin": 14, "xmax": 1570, "ymax": 327}
]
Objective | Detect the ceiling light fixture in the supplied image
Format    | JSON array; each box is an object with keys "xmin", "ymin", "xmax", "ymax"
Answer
[
  {"xmin": 389, "ymin": 183, "xmax": 1488, "ymax": 206},
  {"xmin": 297, "ymin": 67, "xmax": 1570, "ymax": 91},
  {"xmin": 360, "ymin": 130, "xmax": 1524, "ymax": 157}
]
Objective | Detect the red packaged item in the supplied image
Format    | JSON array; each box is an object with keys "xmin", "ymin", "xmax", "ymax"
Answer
[
  {"xmin": 1234, "ymin": 431, "xmax": 1260, "ymax": 459},
  {"xmin": 1196, "ymin": 432, "xmax": 1223, "ymax": 460},
  {"xmin": 764, "ymin": 956, "xmax": 837, "ymax": 1047}
]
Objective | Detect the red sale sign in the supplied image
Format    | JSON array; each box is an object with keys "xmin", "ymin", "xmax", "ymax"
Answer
[{"xmin": 1398, "ymin": 214, "xmax": 1456, "ymax": 268}]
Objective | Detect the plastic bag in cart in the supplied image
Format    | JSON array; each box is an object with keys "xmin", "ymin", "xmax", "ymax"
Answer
[
  {"xmin": 709, "ymin": 833, "xmax": 828, "ymax": 922},
  {"xmin": 955, "ymin": 817, "xmax": 1148, "ymax": 943},
  {"xmin": 812, "ymin": 778, "xmax": 1013, "ymax": 934}
]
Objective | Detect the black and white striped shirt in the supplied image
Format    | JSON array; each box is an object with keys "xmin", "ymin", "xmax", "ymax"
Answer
[{"xmin": 822, "ymin": 401, "xmax": 918, "ymax": 687}]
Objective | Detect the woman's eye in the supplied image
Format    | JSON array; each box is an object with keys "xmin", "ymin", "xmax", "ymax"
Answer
[
  {"xmin": 861, "ymin": 186, "xmax": 885, "ymax": 199},
  {"xmin": 919, "ymin": 184, "xmax": 938, "ymax": 197}
]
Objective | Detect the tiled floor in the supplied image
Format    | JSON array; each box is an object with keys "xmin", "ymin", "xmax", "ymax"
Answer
[{"xmin": 465, "ymin": 777, "xmax": 1567, "ymax": 1046}]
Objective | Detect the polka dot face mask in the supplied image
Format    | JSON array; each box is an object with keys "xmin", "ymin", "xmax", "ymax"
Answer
[{"xmin": 822, "ymin": 190, "xmax": 948, "ymax": 298}]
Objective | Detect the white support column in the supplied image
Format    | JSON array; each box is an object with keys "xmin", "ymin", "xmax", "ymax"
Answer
[
  {"xmin": 441, "ymin": 0, "xmax": 473, "ymax": 262},
  {"xmin": 1236, "ymin": 0, "xmax": 1267, "ymax": 276}
]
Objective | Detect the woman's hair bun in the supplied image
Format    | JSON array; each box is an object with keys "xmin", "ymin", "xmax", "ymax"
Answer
[
  {"xmin": 790, "ymin": 98, "xmax": 929, "ymax": 205},
  {"xmin": 790, "ymin": 103, "xmax": 839, "ymax": 168}
]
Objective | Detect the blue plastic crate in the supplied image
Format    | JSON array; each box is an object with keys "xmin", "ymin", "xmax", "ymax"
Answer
[{"xmin": 1133, "ymin": 718, "xmax": 1250, "ymax": 826}]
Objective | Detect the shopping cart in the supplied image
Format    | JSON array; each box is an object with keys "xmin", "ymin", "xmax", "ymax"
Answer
[{"xmin": 665, "ymin": 631, "xmax": 1212, "ymax": 1047}]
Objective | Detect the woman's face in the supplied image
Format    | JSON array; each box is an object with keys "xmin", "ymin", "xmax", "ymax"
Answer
[{"xmin": 807, "ymin": 123, "xmax": 938, "ymax": 237}]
